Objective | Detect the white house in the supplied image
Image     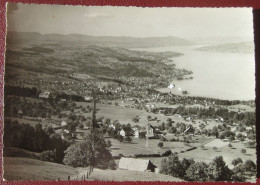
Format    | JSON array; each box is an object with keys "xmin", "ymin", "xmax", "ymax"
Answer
[
  {"xmin": 61, "ymin": 121, "xmax": 67, "ymax": 127},
  {"xmin": 109, "ymin": 123, "xmax": 116, "ymax": 130},
  {"xmin": 39, "ymin": 91, "xmax": 50, "ymax": 99},
  {"xmin": 120, "ymin": 129, "xmax": 126, "ymax": 137}
]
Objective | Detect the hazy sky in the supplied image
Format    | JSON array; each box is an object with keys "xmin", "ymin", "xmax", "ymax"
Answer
[{"xmin": 7, "ymin": 3, "xmax": 254, "ymax": 39}]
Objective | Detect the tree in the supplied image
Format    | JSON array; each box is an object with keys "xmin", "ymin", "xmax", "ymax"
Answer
[
  {"xmin": 161, "ymin": 122, "xmax": 165, "ymax": 130},
  {"xmin": 63, "ymin": 130, "xmax": 112, "ymax": 168},
  {"xmin": 232, "ymin": 163, "xmax": 246, "ymax": 182},
  {"xmin": 186, "ymin": 162, "xmax": 209, "ymax": 181},
  {"xmin": 232, "ymin": 158, "xmax": 243, "ymax": 167},
  {"xmin": 79, "ymin": 124, "xmax": 84, "ymax": 130},
  {"xmin": 244, "ymin": 160, "xmax": 256, "ymax": 172},
  {"xmin": 160, "ymin": 154, "xmax": 185, "ymax": 178},
  {"xmin": 168, "ymin": 126, "xmax": 177, "ymax": 134},
  {"xmin": 158, "ymin": 142, "xmax": 164, "ymax": 148},
  {"xmin": 241, "ymin": 149, "xmax": 246, "ymax": 154},
  {"xmin": 124, "ymin": 136, "xmax": 132, "ymax": 143},
  {"xmin": 147, "ymin": 115, "xmax": 151, "ymax": 121},
  {"xmin": 106, "ymin": 140, "xmax": 112, "ymax": 148},
  {"xmin": 132, "ymin": 117, "xmax": 139, "ymax": 123},
  {"xmin": 181, "ymin": 158, "xmax": 195, "ymax": 171},
  {"xmin": 208, "ymin": 156, "xmax": 233, "ymax": 181}
]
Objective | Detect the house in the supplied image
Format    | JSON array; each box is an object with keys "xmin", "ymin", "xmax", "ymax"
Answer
[
  {"xmin": 39, "ymin": 91, "xmax": 50, "ymax": 99},
  {"xmin": 109, "ymin": 123, "xmax": 116, "ymax": 130},
  {"xmin": 61, "ymin": 133, "xmax": 72, "ymax": 140},
  {"xmin": 119, "ymin": 157, "xmax": 157, "ymax": 172},
  {"xmin": 84, "ymin": 96, "xmax": 93, "ymax": 101},
  {"xmin": 132, "ymin": 127, "xmax": 140, "ymax": 138},
  {"xmin": 18, "ymin": 109, "xmax": 23, "ymax": 118},
  {"xmin": 120, "ymin": 129, "xmax": 126, "ymax": 137},
  {"xmin": 61, "ymin": 121, "xmax": 67, "ymax": 127}
]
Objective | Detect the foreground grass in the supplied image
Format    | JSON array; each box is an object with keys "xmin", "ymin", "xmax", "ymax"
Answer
[
  {"xmin": 72, "ymin": 168, "xmax": 183, "ymax": 181},
  {"xmin": 4, "ymin": 157, "xmax": 80, "ymax": 181},
  {"xmin": 4, "ymin": 157, "xmax": 183, "ymax": 181}
]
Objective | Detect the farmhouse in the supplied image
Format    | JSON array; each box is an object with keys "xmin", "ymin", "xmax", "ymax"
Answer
[
  {"xmin": 120, "ymin": 129, "xmax": 126, "ymax": 137},
  {"xmin": 61, "ymin": 121, "xmax": 67, "ymax": 127},
  {"xmin": 119, "ymin": 157, "xmax": 157, "ymax": 172},
  {"xmin": 39, "ymin": 91, "xmax": 50, "ymax": 99}
]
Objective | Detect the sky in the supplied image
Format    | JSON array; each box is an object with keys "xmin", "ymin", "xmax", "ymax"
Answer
[{"xmin": 7, "ymin": 3, "xmax": 254, "ymax": 40}]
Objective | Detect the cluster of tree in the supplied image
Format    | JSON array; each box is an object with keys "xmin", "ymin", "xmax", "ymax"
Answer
[
  {"xmin": 63, "ymin": 130, "xmax": 116, "ymax": 169},
  {"xmin": 5, "ymin": 96, "xmax": 55, "ymax": 118},
  {"xmin": 55, "ymin": 93, "xmax": 85, "ymax": 102},
  {"xmin": 5, "ymin": 85, "xmax": 39, "ymax": 98},
  {"xmin": 152, "ymin": 106, "xmax": 255, "ymax": 126},
  {"xmin": 4, "ymin": 119, "xmax": 70, "ymax": 163},
  {"xmin": 160, "ymin": 154, "xmax": 255, "ymax": 182}
]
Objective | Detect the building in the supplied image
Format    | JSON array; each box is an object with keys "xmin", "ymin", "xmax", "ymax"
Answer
[
  {"xmin": 120, "ymin": 129, "xmax": 126, "ymax": 137},
  {"xmin": 119, "ymin": 157, "xmax": 157, "ymax": 172},
  {"xmin": 39, "ymin": 91, "xmax": 50, "ymax": 99},
  {"xmin": 108, "ymin": 123, "xmax": 116, "ymax": 130},
  {"xmin": 61, "ymin": 121, "xmax": 67, "ymax": 127}
]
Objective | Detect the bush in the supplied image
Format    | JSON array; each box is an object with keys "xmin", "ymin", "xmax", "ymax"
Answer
[
  {"xmin": 108, "ymin": 159, "xmax": 117, "ymax": 170},
  {"xmin": 244, "ymin": 160, "xmax": 256, "ymax": 171},
  {"xmin": 158, "ymin": 142, "xmax": 164, "ymax": 148},
  {"xmin": 232, "ymin": 158, "xmax": 243, "ymax": 166},
  {"xmin": 79, "ymin": 124, "xmax": 84, "ymax": 129},
  {"xmin": 213, "ymin": 146, "xmax": 218, "ymax": 151},
  {"xmin": 241, "ymin": 149, "xmax": 246, "ymax": 154},
  {"xmin": 161, "ymin": 150, "xmax": 172, "ymax": 157},
  {"xmin": 39, "ymin": 150, "xmax": 56, "ymax": 162}
]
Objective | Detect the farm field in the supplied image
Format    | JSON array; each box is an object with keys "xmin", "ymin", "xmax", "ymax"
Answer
[
  {"xmin": 75, "ymin": 101, "xmax": 224, "ymax": 130},
  {"xmin": 178, "ymin": 140, "xmax": 256, "ymax": 168},
  {"xmin": 109, "ymin": 136, "xmax": 212, "ymax": 157}
]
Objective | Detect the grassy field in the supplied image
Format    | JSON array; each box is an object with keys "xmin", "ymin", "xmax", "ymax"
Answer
[
  {"xmin": 178, "ymin": 141, "xmax": 256, "ymax": 168},
  {"xmin": 3, "ymin": 157, "xmax": 80, "ymax": 181},
  {"xmin": 71, "ymin": 168, "xmax": 183, "ymax": 181},
  {"xmin": 3, "ymin": 157, "xmax": 183, "ymax": 181}
]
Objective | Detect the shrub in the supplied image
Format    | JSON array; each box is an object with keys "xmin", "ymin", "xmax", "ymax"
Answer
[
  {"xmin": 241, "ymin": 149, "xmax": 246, "ymax": 154},
  {"xmin": 161, "ymin": 150, "xmax": 172, "ymax": 157},
  {"xmin": 79, "ymin": 124, "xmax": 84, "ymax": 129},
  {"xmin": 39, "ymin": 150, "xmax": 56, "ymax": 162},
  {"xmin": 232, "ymin": 158, "xmax": 243, "ymax": 166},
  {"xmin": 213, "ymin": 146, "xmax": 218, "ymax": 151},
  {"xmin": 158, "ymin": 142, "xmax": 164, "ymax": 148},
  {"xmin": 244, "ymin": 160, "xmax": 256, "ymax": 171}
]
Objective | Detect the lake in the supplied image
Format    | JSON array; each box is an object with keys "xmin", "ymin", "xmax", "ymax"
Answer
[{"xmin": 133, "ymin": 45, "xmax": 255, "ymax": 101}]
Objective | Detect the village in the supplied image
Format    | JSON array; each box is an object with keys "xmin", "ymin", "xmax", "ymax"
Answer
[{"xmin": 4, "ymin": 81, "xmax": 256, "ymax": 181}]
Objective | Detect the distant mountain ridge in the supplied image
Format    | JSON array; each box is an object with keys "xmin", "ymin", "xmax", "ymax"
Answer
[
  {"xmin": 6, "ymin": 31, "xmax": 195, "ymax": 48},
  {"xmin": 196, "ymin": 41, "xmax": 254, "ymax": 54}
]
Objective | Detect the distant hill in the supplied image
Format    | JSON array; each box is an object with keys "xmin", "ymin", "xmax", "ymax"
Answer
[
  {"xmin": 6, "ymin": 31, "xmax": 194, "ymax": 48},
  {"xmin": 196, "ymin": 41, "xmax": 254, "ymax": 53}
]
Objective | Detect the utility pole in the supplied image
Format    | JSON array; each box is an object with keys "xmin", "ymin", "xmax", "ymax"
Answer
[
  {"xmin": 146, "ymin": 121, "xmax": 149, "ymax": 148},
  {"xmin": 90, "ymin": 89, "xmax": 97, "ymax": 172},
  {"xmin": 91, "ymin": 91, "xmax": 97, "ymax": 133}
]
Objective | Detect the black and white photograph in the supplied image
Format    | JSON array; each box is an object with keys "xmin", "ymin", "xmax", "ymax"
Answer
[{"xmin": 3, "ymin": 3, "xmax": 256, "ymax": 182}]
